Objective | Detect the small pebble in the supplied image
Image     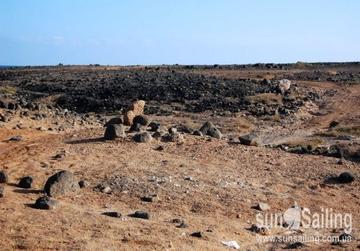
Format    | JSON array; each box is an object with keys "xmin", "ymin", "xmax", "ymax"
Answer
[
  {"xmin": 102, "ymin": 212, "xmax": 122, "ymax": 218},
  {"xmin": 18, "ymin": 176, "xmax": 33, "ymax": 189},
  {"xmin": 0, "ymin": 170, "xmax": 8, "ymax": 183},
  {"xmin": 129, "ymin": 211, "xmax": 150, "ymax": 220},
  {"xmin": 190, "ymin": 231, "xmax": 203, "ymax": 238},
  {"xmin": 34, "ymin": 196, "xmax": 57, "ymax": 210}
]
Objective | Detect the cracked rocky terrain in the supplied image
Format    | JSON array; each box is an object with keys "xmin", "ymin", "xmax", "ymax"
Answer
[{"xmin": 0, "ymin": 63, "xmax": 359, "ymax": 250}]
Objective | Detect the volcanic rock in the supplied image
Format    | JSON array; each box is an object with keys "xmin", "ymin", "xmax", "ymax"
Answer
[
  {"xmin": 239, "ymin": 133, "xmax": 260, "ymax": 146},
  {"xmin": 18, "ymin": 176, "xmax": 33, "ymax": 189},
  {"xmin": 129, "ymin": 122, "xmax": 142, "ymax": 132},
  {"xmin": 44, "ymin": 170, "xmax": 80, "ymax": 197},
  {"xmin": 104, "ymin": 117, "xmax": 122, "ymax": 127},
  {"xmin": 133, "ymin": 132, "xmax": 152, "ymax": 143},
  {"xmin": 0, "ymin": 170, "xmax": 8, "ymax": 183},
  {"xmin": 34, "ymin": 196, "xmax": 58, "ymax": 210},
  {"xmin": 133, "ymin": 115, "xmax": 149, "ymax": 126},
  {"xmin": 337, "ymin": 172, "xmax": 355, "ymax": 183},
  {"xmin": 129, "ymin": 210, "xmax": 150, "ymax": 219},
  {"xmin": 102, "ymin": 212, "xmax": 122, "ymax": 218},
  {"xmin": 104, "ymin": 124, "xmax": 126, "ymax": 140},
  {"xmin": 249, "ymin": 224, "xmax": 269, "ymax": 235},
  {"xmin": 148, "ymin": 121, "xmax": 161, "ymax": 131},
  {"xmin": 0, "ymin": 186, "xmax": 4, "ymax": 198},
  {"xmin": 199, "ymin": 121, "xmax": 222, "ymax": 139}
]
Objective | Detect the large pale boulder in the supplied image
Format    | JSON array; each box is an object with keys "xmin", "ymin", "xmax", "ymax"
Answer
[
  {"xmin": 123, "ymin": 100, "xmax": 146, "ymax": 125},
  {"xmin": 278, "ymin": 79, "xmax": 291, "ymax": 94}
]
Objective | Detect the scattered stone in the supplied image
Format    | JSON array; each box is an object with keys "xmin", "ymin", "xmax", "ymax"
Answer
[
  {"xmin": 171, "ymin": 218, "xmax": 183, "ymax": 224},
  {"xmin": 34, "ymin": 196, "xmax": 57, "ymax": 210},
  {"xmin": 0, "ymin": 186, "xmax": 4, "ymax": 198},
  {"xmin": 337, "ymin": 172, "xmax": 355, "ymax": 184},
  {"xmin": 278, "ymin": 79, "xmax": 291, "ymax": 94},
  {"xmin": 152, "ymin": 131, "xmax": 163, "ymax": 140},
  {"xmin": 329, "ymin": 120, "xmax": 340, "ymax": 128},
  {"xmin": 192, "ymin": 130, "xmax": 203, "ymax": 136},
  {"xmin": 221, "ymin": 240, "xmax": 240, "ymax": 250},
  {"xmin": 78, "ymin": 180, "xmax": 89, "ymax": 188},
  {"xmin": 184, "ymin": 176, "xmax": 194, "ymax": 181},
  {"xmin": 249, "ymin": 224, "xmax": 270, "ymax": 235},
  {"xmin": 44, "ymin": 170, "xmax": 80, "ymax": 197},
  {"xmin": 0, "ymin": 170, "xmax": 8, "ymax": 183},
  {"xmin": 199, "ymin": 121, "xmax": 222, "ymax": 139},
  {"xmin": 102, "ymin": 211, "xmax": 122, "ymax": 218},
  {"xmin": 52, "ymin": 151, "xmax": 66, "ymax": 160},
  {"xmin": 104, "ymin": 117, "xmax": 122, "ymax": 127},
  {"xmin": 18, "ymin": 176, "xmax": 33, "ymax": 189},
  {"xmin": 37, "ymin": 126, "xmax": 47, "ymax": 131},
  {"xmin": 190, "ymin": 231, "xmax": 203, "ymax": 238},
  {"xmin": 170, "ymin": 218, "xmax": 188, "ymax": 228},
  {"xmin": 0, "ymin": 113, "xmax": 9, "ymax": 122},
  {"xmin": 162, "ymin": 132, "xmax": 185, "ymax": 143},
  {"xmin": 148, "ymin": 121, "xmax": 160, "ymax": 131},
  {"xmin": 140, "ymin": 194, "xmax": 158, "ymax": 202},
  {"xmin": 133, "ymin": 115, "xmax": 149, "ymax": 126},
  {"xmin": 337, "ymin": 158, "xmax": 344, "ymax": 165},
  {"xmin": 104, "ymin": 124, "xmax": 126, "ymax": 140},
  {"xmin": 8, "ymin": 135, "xmax": 23, "ymax": 142},
  {"xmin": 129, "ymin": 122, "xmax": 142, "ymax": 132},
  {"xmin": 339, "ymin": 232, "xmax": 353, "ymax": 241},
  {"xmin": 129, "ymin": 210, "xmax": 150, "ymax": 220},
  {"xmin": 155, "ymin": 145, "xmax": 164, "ymax": 151},
  {"xmin": 332, "ymin": 233, "xmax": 354, "ymax": 245},
  {"xmin": 286, "ymin": 242, "xmax": 305, "ymax": 249},
  {"xmin": 176, "ymin": 124, "xmax": 194, "ymax": 134},
  {"xmin": 133, "ymin": 132, "xmax": 152, "ymax": 143},
  {"xmin": 177, "ymin": 222, "xmax": 188, "ymax": 228},
  {"xmin": 101, "ymin": 186, "xmax": 112, "ymax": 194},
  {"xmin": 168, "ymin": 127, "xmax": 177, "ymax": 134},
  {"xmin": 239, "ymin": 133, "xmax": 259, "ymax": 146},
  {"xmin": 256, "ymin": 202, "xmax": 270, "ymax": 211}
]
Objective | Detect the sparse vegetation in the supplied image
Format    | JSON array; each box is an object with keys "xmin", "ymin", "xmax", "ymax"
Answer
[
  {"xmin": 245, "ymin": 93, "xmax": 283, "ymax": 105},
  {"xmin": 316, "ymin": 125, "xmax": 360, "ymax": 137},
  {"xmin": 0, "ymin": 86, "xmax": 16, "ymax": 95}
]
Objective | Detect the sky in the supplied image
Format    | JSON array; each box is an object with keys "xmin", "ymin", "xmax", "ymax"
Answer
[{"xmin": 0, "ymin": 0, "xmax": 359, "ymax": 65}]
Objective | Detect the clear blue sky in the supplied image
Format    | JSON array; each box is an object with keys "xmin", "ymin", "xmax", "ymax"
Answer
[{"xmin": 1, "ymin": 0, "xmax": 359, "ymax": 65}]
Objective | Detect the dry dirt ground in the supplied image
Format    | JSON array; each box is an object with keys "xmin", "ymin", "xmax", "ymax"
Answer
[{"xmin": 0, "ymin": 66, "xmax": 360, "ymax": 250}]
